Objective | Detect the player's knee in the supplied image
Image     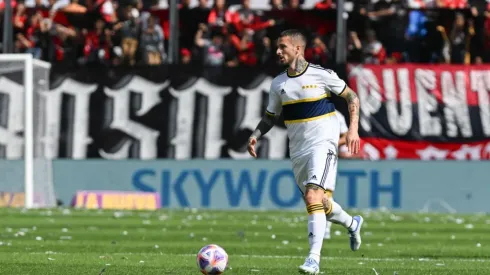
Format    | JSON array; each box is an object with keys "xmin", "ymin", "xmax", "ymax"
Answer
[
  {"xmin": 304, "ymin": 184, "xmax": 324, "ymax": 204},
  {"xmin": 322, "ymin": 196, "xmax": 333, "ymax": 216}
]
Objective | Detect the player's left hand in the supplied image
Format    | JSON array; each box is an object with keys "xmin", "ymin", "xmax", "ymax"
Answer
[
  {"xmin": 346, "ymin": 129, "xmax": 360, "ymax": 155},
  {"xmin": 247, "ymin": 136, "xmax": 258, "ymax": 158}
]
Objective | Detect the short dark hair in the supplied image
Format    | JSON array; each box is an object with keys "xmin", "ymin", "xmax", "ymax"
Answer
[{"xmin": 279, "ymin": 29, "xmax": 306, "ymax": 46}]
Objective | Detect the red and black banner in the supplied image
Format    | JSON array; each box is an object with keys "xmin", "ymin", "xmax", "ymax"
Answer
[
  {"xmin": 1, "ymin": 64, "xmax": 488, "ymax": 160},
  {"xmin": 348, "ymin": 64, "xmax": 490, "ymax": 160}
]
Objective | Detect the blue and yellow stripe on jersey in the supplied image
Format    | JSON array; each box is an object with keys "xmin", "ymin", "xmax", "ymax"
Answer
[{"xmin": 282, "ymin": 94, "xmax": 336, "ymax": 124}]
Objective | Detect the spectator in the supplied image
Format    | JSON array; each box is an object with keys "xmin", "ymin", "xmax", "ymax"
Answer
[
  {"xmin": 233, "ymin": 0, "xmax": 275, "ymax": 34},
  {"xmin": 347, "ymin": 31, "xmax": 362, "ymax": 63},
  {"xmin": 117, "ymin": 5, "xmax": 141, "ymax": 65},
  {"xmin": 405, "ymin": 9, "xmax": 428, "ymax": 62},
  {"xmin": 367, "ymin": 0, "xmax": 397, "ymax": 56},
  {"xmin": 82, "ymin": 18, "xmax": 112, "ymax": 65},
  {"xmin": 305, "ymin": 35, "xmax": 328, "ymax": 65},
  {"xmin": 468, "ymin": 0, "xmax": 486, "ymax": 63},
  {"xmin": 5, "ymin": 0, "xmax": 490, "ymax": 67},
  {"xmin": 19, "ymin": 12, "xmax": 44, "ymax": 58},
  {"xmin": 13, "ymin": 1, "xmax": 27, "ymax": 34},
  {"xmin": 235, "ymin": 0, "xmax": 255, "ymax": 28},
  {"xmin": 257, "ymin": 36, "xmax": 272, "ymax": 65},
  {"xmin": 229, "ymin": 27, "xmax": 257, "ymax": 66},
  {"xmin": 208, "ymin": 0, "xmax": 233, "ymax": 27},
  {"xmin": 362, "ymin": 29, "xmax": 386, "ymax": 64},
  {"xmin": 195, "ymin": 23, "xmax": 227, "ymax": 66},
  {"xmin": 180, "ymin": 47, "xmax": 192, "ymax": 64},
  {"xmin": 140, "ymin": 15, "xmax": 165, "ymax": 65},
  {"xmin": 448, "ymin": 12, "xmax": 470, "ymax": 64}
]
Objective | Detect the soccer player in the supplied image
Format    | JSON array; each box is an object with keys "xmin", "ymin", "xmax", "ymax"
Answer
[{"xmin": 247, "ymin": 29, "xmax": 364, "ymax": 274}]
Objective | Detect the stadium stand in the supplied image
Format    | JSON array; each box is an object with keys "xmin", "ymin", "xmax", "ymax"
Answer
[{"xmin": 1, "ymin": 0, "xmax": 489, "ymax": 67}]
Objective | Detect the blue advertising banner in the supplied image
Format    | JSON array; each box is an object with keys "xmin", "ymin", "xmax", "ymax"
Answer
[{"xmin": 0, "ymin": 160, "xmax": 488, "ymax": 213}]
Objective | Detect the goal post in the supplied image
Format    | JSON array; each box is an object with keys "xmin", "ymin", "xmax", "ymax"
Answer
[{"xmin": 0, "ymin": 54, "xmax": 56, "ymax": 209}]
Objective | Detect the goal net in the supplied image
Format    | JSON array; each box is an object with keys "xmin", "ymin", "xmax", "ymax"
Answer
[{"xmin": 0, "ymin": 54, "xmax": 57, "ymax": 209}]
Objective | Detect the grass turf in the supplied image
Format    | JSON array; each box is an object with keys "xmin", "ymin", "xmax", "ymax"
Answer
[{"xmin": 0, "ymin": 208, "xmax": 489, "ymax": 274}]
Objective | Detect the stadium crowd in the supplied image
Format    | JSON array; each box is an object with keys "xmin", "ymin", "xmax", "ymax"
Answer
[{"xmin": 1, "ymin": 0, "xmax": 489, "ymax": 66}]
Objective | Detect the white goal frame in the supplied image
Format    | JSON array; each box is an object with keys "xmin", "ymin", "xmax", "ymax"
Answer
[{"xmin": 0, "ymin": 54, "xmax": 51, "ymax": 208}]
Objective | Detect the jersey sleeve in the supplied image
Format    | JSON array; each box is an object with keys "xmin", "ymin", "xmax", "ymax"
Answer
[
  {"xmin": 323, "ymin": 69, "xmax": 347, "ymax": 96},
  {"xmin": 265, "ymin": 84, "xmax": 282, "ymax": 116}
]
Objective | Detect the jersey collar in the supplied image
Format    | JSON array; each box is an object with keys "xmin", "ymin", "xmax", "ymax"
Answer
[{"xmin": 287, "ymin": 62, "xmax": 309, "ymax": 78}]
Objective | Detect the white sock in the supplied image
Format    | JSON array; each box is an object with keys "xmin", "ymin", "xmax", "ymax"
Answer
[
  {"xmin": 307, "ymin": 203, "xmax": 326, "ymax": 263},
  {"xmin": 326, "ymin": 200, "xmax": 358, "ymax": 231}
]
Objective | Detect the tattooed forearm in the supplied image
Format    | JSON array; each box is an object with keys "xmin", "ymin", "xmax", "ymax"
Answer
[
  {"xmin": 342, "ymin": 88, "xmax": 360, "ymax": 130},
  {"xmin": 250, "ymin": 113, "xmax": 276, "ymax": 139}
]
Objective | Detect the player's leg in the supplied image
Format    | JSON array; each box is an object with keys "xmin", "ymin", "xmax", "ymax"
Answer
[
  {"xmin": 299, "ymin": 190, "xmax": 331, "ymax": 240},
  {"xmin": 298, "ymin": 183, "xmax": 325, "ymax": 274},
  {"xmin": 293, "ymin": 156, "xmax": 323, "ymax": 274},
  {"xmin": 322, "ymin": 150, "xmax": 364, "ymax": 251},
  {"xmin": 305, "ymin": 184, "xmax": 327, "ymax": 259}
]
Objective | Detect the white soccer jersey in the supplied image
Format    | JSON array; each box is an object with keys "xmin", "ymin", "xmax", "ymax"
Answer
[{"xmin": 266, "ymin": 63, "xmax": 347, "ymax": 159}]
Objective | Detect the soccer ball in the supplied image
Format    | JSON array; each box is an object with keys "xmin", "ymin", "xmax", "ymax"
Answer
[{"xmin": 196, "ymin": 244, "xmax": 228, "ymax": 274}]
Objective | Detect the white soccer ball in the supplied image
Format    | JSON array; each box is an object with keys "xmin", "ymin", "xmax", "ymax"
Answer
[{"xmin": 196, "ymin": 244, "xmax": 229, "ymax": 274}]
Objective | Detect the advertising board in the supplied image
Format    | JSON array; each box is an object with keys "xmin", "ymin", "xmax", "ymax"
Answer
[{"xmin": 1, "ymin": 160, "xmax": 486, "ymax": 213}]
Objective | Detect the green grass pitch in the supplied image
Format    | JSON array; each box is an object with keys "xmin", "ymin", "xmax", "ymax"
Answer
[{"xmin": 0, "ymin": 208, "xmax": 489, "ymax": 274}]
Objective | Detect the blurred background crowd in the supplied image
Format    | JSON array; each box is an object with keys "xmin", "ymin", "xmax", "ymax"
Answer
[{"xmin": 1, "ymin": 0, "xmax": 489, "ymax": 67}]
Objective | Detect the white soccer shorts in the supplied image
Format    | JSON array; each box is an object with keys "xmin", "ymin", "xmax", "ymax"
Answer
[{"xmin": 291, "ymin": 142, "xmax": 339, "ymax": 194}]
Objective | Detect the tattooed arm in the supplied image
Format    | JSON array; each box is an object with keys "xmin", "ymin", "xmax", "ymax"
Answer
[
  {"xmin": 249, "ymin": 78, "xmax": 282, "ymax": 158},
  {"xmin": 339, "ymin": 87, "xmax": 361, "ymax": 154},
  {"xmin": 251, "ymin": 112, "xmax": 276, "ymax": 140},
  {"xmin": 248, "ymin": 112, "xmax": 276, "ymax": 158}
]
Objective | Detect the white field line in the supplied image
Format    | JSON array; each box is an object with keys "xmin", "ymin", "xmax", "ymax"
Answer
[{"xmin": 16, "ymin": 252, "xmax": 490, "ymax": 263}]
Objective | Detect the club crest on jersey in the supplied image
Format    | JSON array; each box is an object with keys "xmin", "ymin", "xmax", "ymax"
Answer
[{"xmin": 302, "ymin": 85, "xmax": 318, "ymax": 89}]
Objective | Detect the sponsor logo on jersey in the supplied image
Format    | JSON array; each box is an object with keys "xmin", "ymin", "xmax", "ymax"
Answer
[{"xmin": 302, "ymin": 85, "xmax": 318, "ymax": 89}]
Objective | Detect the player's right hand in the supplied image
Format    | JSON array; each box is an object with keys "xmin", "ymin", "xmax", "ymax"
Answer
[
  {"xmin": 247, "ymin": 136, "xmax": 258, "ymax": 158},
  {"xmin": 346, "ymin": 129, "xmax": 360, "ymax": 155}
]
